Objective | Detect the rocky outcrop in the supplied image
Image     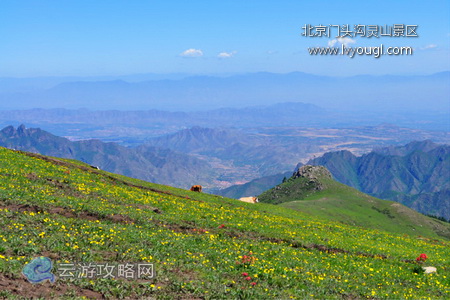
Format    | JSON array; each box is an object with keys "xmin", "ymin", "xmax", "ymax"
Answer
[
  {"xmin": 258, "ymin": 165, "xmax": 334, "ymax": 204},
  {"xmin": 292, "ymin": 165, "xmax": 332, "ymax": 191},
  {"xmin": 293, "ymin": 165, "xmax": 332, "ymax": 180}
]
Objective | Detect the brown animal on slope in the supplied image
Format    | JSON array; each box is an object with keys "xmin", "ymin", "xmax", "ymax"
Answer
[
  {"xmin": 239, "ymin": 197, "xmax": 259, "ymax": 203},
  {"xmin": 190, "ymin": 185, "xmax": 202, "ymax": 192}
]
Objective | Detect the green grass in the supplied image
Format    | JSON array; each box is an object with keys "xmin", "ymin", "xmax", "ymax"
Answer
[
  {"xmin": 261, "ymin": 172, "xmax": 450, "ymax": 239},
  {"xmin": 0, "ymin": 147, "xmax": 449, "ymax": 299}
]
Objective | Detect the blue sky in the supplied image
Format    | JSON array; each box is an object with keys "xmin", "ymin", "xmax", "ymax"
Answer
[{"xmin": 1, "ymin": 0, "xmax": 449, "ymax": 77}]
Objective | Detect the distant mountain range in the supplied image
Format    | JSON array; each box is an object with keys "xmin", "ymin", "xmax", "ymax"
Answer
[
  {"xmin": 145, "ymin": 126, "xmax": 311, "ymax": 178},
  {"xmin": 0, "ymin": 125, "xmax": 216, "ymax": 189},
  {"xmin": 306, "ymin": 141, "xmax": 450, "ymax": 220},
  {"xmin": 144, "ymin": 125, "xmax": 450, "ymax": 189},
  {"xmin": 1, "ymin": 125, "xmax": 449, "ymax": 220},
  {"xmin": 0, "ymin": 72, "xmax": 448, "ymax": 113},
  {"xmin": 217, "ymin": 140, "xmax": 450, "ymax": 220},
  {"xmin": 1, "ymin": 102, "xmax": 449, "ymax": 146},
  {"xmin": 0, "ymin": 124, "xmax": 312, "ymax": 190}
]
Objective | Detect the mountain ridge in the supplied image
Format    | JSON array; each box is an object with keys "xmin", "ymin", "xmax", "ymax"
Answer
[
  {"xmin": 258, "ymin": 165, "xmax": 450, "ymax": 239},
  {"xmin": 0, "ymin": 125, "xmax": 217, "ymax": 189},
  {"xmin": 0, "ymin": 72, "xmax": 448, "ymax": 112},
  {"xmin": 307, "ymin": 141, "xmax": 450, "ymax": 219}
]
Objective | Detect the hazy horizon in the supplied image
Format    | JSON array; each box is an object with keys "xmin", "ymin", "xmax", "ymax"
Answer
[
  {"xmin": 0, "ymin": 1, "xmax": 448, "ymax": 127},
  {"xmin": 1, "ymin": 69, "xmax": 449, "ymax": 80}
]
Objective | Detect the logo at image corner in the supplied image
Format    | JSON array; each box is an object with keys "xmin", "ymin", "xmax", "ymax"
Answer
[{"xmin": 22, "ymin": 256, "xmax": 55, "ymax": 284}]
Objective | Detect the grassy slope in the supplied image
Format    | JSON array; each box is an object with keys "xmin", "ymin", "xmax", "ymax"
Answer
[
  {"xmin": 260, "ymin": 173, "xmax": 450, "ymax": 240},
  {"xmin": 0, "ymin": 147, "xmax": 449, "ymax": 299}
]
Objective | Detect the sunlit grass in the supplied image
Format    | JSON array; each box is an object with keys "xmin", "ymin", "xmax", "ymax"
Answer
[{"xmin": 0, "ymin": 147, "xmax": 449, "ymax": 298}]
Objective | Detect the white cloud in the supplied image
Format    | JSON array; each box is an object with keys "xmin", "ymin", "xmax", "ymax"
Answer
[
  {"xmin": 328, "ymin": 39, "xmax": 338, "ymax": 47},
  {"xmin": 417, "ymin": 44, "xmax": 438, "ymax": 51},
  {"xmin": 180, "ymin": 48, "xmax": 203, "ymax": 57},
  {"xmin": 423, "ymin": 44, "xmax": 437, "ymax": 49},
  {"xmin": 328, "ymin": 37, "xmax": 356, "ymax": 47},
  {"xmin": 217, "ymin": 51, "xmax": 237, "ymax": 58}
]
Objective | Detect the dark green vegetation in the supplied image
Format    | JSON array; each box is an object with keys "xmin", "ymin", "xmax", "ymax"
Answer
[
  {"xmin": 259, "ymin": 166, "xmax": 450, "ymax": 240},
  {"xmin": 427, "ymin": 215, "xmax": 450, "ymax": 223},
  {"xmin": 0, "ymin": 148, "xmax": 449, "ymax": 298},
  {"xmin": 308, "ymin": 140, "xmax": 450, "ymax": 220}
]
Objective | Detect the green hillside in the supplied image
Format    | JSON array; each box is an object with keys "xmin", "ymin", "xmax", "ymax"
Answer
[
  {"xmin": 307, "ymin": 141, "xmax": 450, "ymax": 220},
  {"xmin": 259, "ymin": 166, "xmax": 450, "ymax": 240},
  {"xmin": 0, "ymin": 125, "xmax": 218, "ymax": 189},
  {"xmin": 0, "ymin": 148, "xmax": 449, "ymax": 299}
]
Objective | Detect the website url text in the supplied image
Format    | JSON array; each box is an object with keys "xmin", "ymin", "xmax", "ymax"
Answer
[{"xmin": 308, "ymin": 44, "xmax": 413, "ymax": 58}]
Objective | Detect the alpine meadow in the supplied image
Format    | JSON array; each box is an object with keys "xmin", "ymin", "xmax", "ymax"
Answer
[
  {"xmin": 1, "ymin": 1, "xmax": 450, "ymax": 299},
  {"xmin": 0, "ymin": 148, "xmax": 449, "ymax": 298}
]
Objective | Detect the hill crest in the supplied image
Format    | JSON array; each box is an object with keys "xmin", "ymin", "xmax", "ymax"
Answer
[
  {"xmin": 307, "ymin": 140, "xmax": 450, "ymax": 219},
  {"xmin": 259, "ymin": 165, "xmax": 450, "ymax": 239}
]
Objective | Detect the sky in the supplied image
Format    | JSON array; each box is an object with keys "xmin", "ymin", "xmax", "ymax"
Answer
[{"xmin": 0, "ymin": 0, "xmax": 449, "ymax": 77}]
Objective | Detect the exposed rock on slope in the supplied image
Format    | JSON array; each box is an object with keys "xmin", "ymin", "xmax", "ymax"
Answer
[
  {"xmin": 307, "ymin": 140, "xmax": 450, "ymax": 219},
  {"xmin": 258, "ymin": 165, "xmax": 332, "ymax": 205}
]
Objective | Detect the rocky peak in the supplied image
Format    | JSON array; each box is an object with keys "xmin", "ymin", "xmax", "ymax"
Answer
[
  {"xmin": 17, "ymin": 124, "xmax": 26, "ymax": 135},
  {"xmin": 258, "ymin": 165, "xmax": 333, "ymax": 204},
  {"xmin": 292, "ymin": 165, "xmax": 332, "ymax": 181},
  {"xmin": 0, "ymin": 124, "xmax": 29, "ymax": 137},
  {"xmin": 0, "ymin": 124, "xmax": 46, "ymax": 139},
  {"xmin": 1, "ymin": 125, "xmax": 17, "ymax": 136}
]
